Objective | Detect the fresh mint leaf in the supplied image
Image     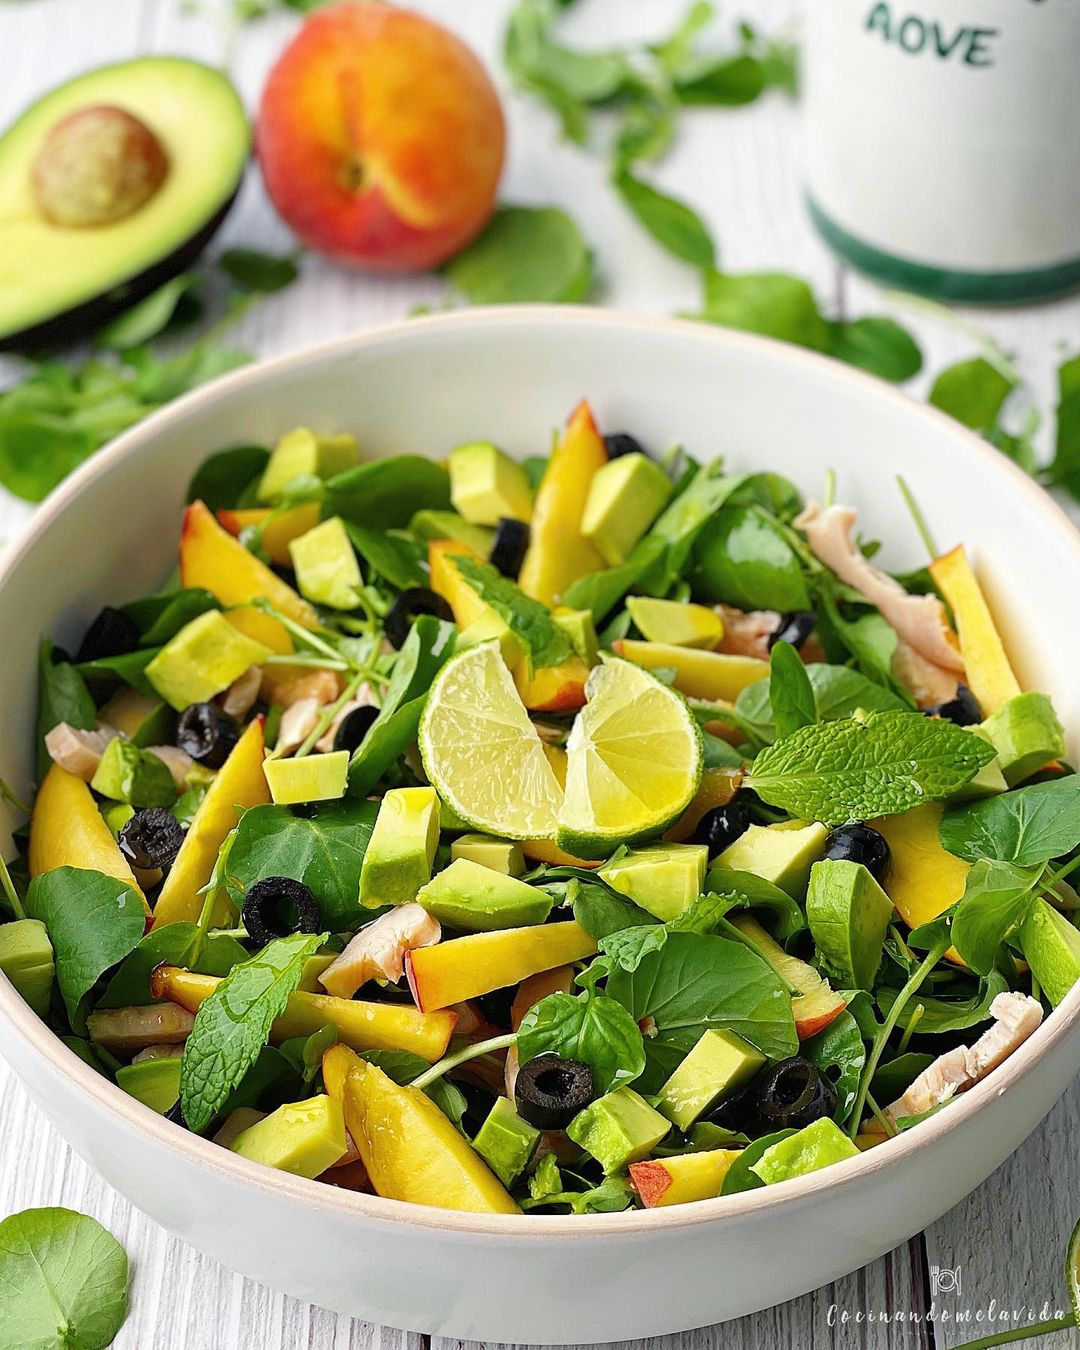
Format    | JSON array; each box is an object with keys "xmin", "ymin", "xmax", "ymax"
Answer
[
  {"xmin": 179, "ymin": 930, "xmax": 326, "ymax": 1133},
  {"xmin": 612, "ymin": 167, "xmax": 716, "ymax": 268},
  {"xmin": 36, "ymin": 638, "xmax": 96, "ymax": 780},
  {"xmin": 186, "ymin": 444, "xmax": 269, "ymax": 510},
  {"xmin": 517, "ymin": 990, "xmax": 646, "ymax": 1093},
  {"xmin": 453, "ymin": 555, "xmax": 571, "ymax": 670},
  {"xmin": 219, "ymin": 247, "xmax": 299, "ymax": 293},
  {"xmin": 736, "ymin": 662, "xmax": 906, "ymax": 745},
  {"xmin": 747, "ymin": 710, "xmax": 996, "ymax": 825},
  {"xmin": 801, "ymin": 1009, "xmax": 865, "ymax": 1125},
  {"xmin": 940, "ymin": 777, "xmax": 1080, "ymax": 865},
  {"xmin": 826, "ymin": 317, "xmax": 922, "ymax": 384},
  {"xmin": 98, "ymin": 922, "xmax": 246, "ymax": 1007},
  {"xmin": 767, "ymin": 640, "xmax": 816, "ymax": 740},
  {"xmin": 325, "ymin": 456, "xmax": 451, "ymax": 528},
  {"xmin": 444, "ymin": 206, "xmax": 594, "ymax": 304},
  {"xmin": 691, "ymin": 271, "xmax": 829, "ymax": 350},
  {"xmin": 929, "ymin": 357, "xmax": 1015, "ymax": 431},
  {"xmin": 950, "ymin": 859, "xmax": 1046, "ymax": 976},
  {"xmin": 25, "ymin": 868, "xmax": 146, "ymax": 1023},
  {"xmin": 0, "ymin": 1207, "xmax": 129, "ymax": 1350}
]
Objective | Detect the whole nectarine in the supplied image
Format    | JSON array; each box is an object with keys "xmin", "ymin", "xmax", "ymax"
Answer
[{"xmin": 257, "ymin": 3, "xmax": 505, "ymax": 272}]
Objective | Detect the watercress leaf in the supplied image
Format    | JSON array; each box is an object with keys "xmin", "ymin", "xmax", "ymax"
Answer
[
  {"xmin": 25, "ymin": 867, "xmax": 146, "ymax": 1023},
  {"xmin": 606, "ymin": 931, "xmax": 798, "ymax": 1090},
  {"xmin": 130, "ymin": 330, "xmax": 250, "ymax": 405},
  {"xmin": 877, "ymin": 969, "xmax": 1009, "ymax": 1033},
  {"xmin": 452, "ymin": 555, "xmax": 571, "ymax": 670},
  {"xmin": 179, "ymin": 930, "xmax": 326, "ymax": 1134},
  {"xmin": 613, "ymin": 98, "xmax": 677, "ymax": 168},
  {"xmin": 218, "ymin": 247, "xmax": 299, "ymax": 293},
  {"xmin": 950, "ymin": 859, "xmax": 1046, "ymax": 976},
  {"xmin": 800, "ymin": 1009, "xmax": 865, "ymax": 1125},
  {"xmin": 517, "ymin": 990, "xmax": 646, "ymax": 1093},
  {"xmin": 651, "ymin": 0, "xmax": 714, "ymax": 77},
  {"xmin": 940, "ymin": 776, "xmax": 1080, "ymax": 865},
  {"xmin": 95, "ymin": 274, "xmax": 201, "ymax": 350},
  {"xmin": 692, "ymin": 504, "xmax": 811, "ymax": 612},
  {"xmin": 119, "ymin": 588, "xmax": 219, "ymax": 645},
  {"xmin": 768, "ymin": 640, "xmax": 816, "ymax": 740},
  {"xmin": 704, "ymin": 866, "xmax": 808, "ymax": 941},
  {"xmin": 444, "ymin": 205, "xmax": 594, "ymax": 304},
  {"xmin": 325, "ymin": 456, "xmax": 451, "ymax": 528},
  {"xmin": 719, "ymin": 1128, "xmax": 798, "ymax": 1194},
  {"xmin": 561, "ymin": 536, "xmax": 668, "ymax": 622},
  {"xmin": 522, "ymin": 1174, "xmax": 634, "ymax": 1214},
  {"xmin": 612, "ymin": 167, "xmax": 716, "ymax": 269},
  {"xmin": 747, "ymin": 710, "xmax": 995, "ymax": 825},
  {"xmin": 727, "ymin": 470, "xmax": 803, "ymax": 518},
  {"xmin": 36, "ymin": 638, "xmax": 96, "ymax": 780},
  {"xmin": 344, "ymin": 523, "xmax": 427, "ymax": 591},
  {"xmin": 826, "ymin": 317, "xmax": 922, "ymax": 384},
  {"xmin": 570, "ymin": 876, "xmax": 656, "ymax": 939},
  {"xmin": 674, "ymin": 52, "xmax": 764, "ymax": 105},
  {"xmin": 735, "ymin": 662, "xmax": 906, "ymax": 745},
  {"xmin": 223, "ymin": 799, "xmax": 379, "ymax": 931},
  {"xmin": 691, "ymin": 271, "xmax": 829, "ymax": 351},
  {"xmin": 0, "ymin": 1207, "xmax": 129, "ymax": 1350},
  {"xmin": 99, "ymin": 922, "xmax": 247, "ymax": 1007},
  {"xmin": 186, "ymin": 444, "xmax": 270, "ymax": 510},
  {"xmin": 929, "ymin": 357, "xmax": 1015, "ymax": 431}
]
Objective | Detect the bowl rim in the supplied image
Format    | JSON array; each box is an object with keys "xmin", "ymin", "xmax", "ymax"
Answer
[{"xmin": 3, "ymin": 302, "xmax": 1079, "ymax": 1238}]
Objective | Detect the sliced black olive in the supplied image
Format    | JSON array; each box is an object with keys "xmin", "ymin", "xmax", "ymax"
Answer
[
  {"xmin": 768, "ymin": 610, "xmax": 817, "ymax": 651},
  {"xmin": 823, "ymin": 822, "xmax": 891, "ymax": 883},
  {"xmin": 923, "ymin": 683, "xmax": 982, "ymax": 727},
  {"xmin": 241, "ymin": 876, "xmax": 321, "ymax": 947},
  {"xmin": 385, "ymin": 588, "xmax": 454, "ymax": 650},
  {"xmin": 603, "ymin": 432, "xmax": 648, "ymax": 459},
  {"xmin": 488, "ymin": 518, "xmax": 531, "ymax": 580},
  {"xmin": 75, "ymin": 606, "xmax": 140, "ymax": 663},
  {"xmin": 690, "ymin": 798, "xmax": 752, "ymax": 856},
  {"xmin": 333, "ymin": 705, "xmax": 379, "ymax": 754},
  {"xmin": 705, "ymin": 1080, "xmax": 759, "ymax": 1133},
  {"xmin": 164, "ymin": 1099, "xmax": 188, "ymax": 1129},
  {"xmin": 177, "ymin": 702, "xmax": 240, "ymax": 769},
  {"xmin": 475, "ymin": 985, "xmax": 516, "ymax": 1030},
  {"xmin": 118, "ymin": 807, "xmax": 185, "ymax": 871},
  {"xmin": 515, "ymin": 1052, "xmax": 594, "ymax": 1130},
  {"xmin": 754, "ymin": 1056, "xmax": 836, "ymax": 1131}
]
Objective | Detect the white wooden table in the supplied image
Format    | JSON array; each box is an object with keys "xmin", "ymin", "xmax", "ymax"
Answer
[{"xmin": 2, "ymin": 2, "xmax": 1079, "ymax": 1346}]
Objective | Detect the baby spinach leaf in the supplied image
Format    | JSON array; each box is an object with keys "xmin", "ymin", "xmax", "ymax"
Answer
[
  {"xmin": 768, "ymin": 640, "xmax": 816, "ymax": 740},
  {"xmin": 561, "ymin": 536, "xmax": 668, "ymax": 621},
  {"xmin": 219, "ymin": 247, "xmax": 299, "ymax": 293},
  {"xmin": 801, "ymin": 1010, "xmax": 865, "ymax": 1125},
  {"xmin": 0, "ymin": 1207, "xmax": 129, "ymax": 1350},
  {"xmin": 36, "ymin": 639, "xmax": 96, "ymax": 780},
  {"xmin": 344, "ymin": 523, "xmax": 427, "ymax": 591},
  {"xmin": 704, "ymin": 866, "xmax": 808, "ymax": 941},
  {"xmin": 179, "ymin": 930, "xmax": 326, "ymax": 1134},
  {"xmin": 444, "ymin": 205, "xmax": 594, "ymax": 304},
  {"xmin": 929, "ymin": 357, "xmax": 1015, "ymax": 431},
  {"xmin": 25, "ymin": 868, "xmax": 146, "ymax": 1023},
  {"xmin": 940, "ymin": 777, "xmax": 1080, "ymax": 865},
  {"xmin": 736, "ymin": 663, "xmax": 906, "ymax": 744},
  {"xmin": 186, "ymin": 444, "xmax": 269, "ymax": 510},
  {"xmin": 517, "ymin": 990, "xmax": 646, "ymax": 1093},
  {"xmin": 76, "ymin": 648, "xmax": 159, "ymax": 697},
  {"xmin": 224, "ymin": 799, "xmax": 379, "ymax": 931},
  {"xmin": 325, "ymin": 456, "xmax": 451, "ymax": 529},
  {"xmin": 814, "ymin": 581, "xmax": 907, "ymax": 698},
  {"xmin": 877, "ymin": 969, "xmax": 1008, "ymax": 1033},
  {"xmin": 599, "ymin": 893, "xmax": 737, "ymax": 972},
  {"xmin": 612, "ymin": 167, "xmax": 716, "ymax": 269},
  {"xmin": 691, "ymin": 271, "xmax": 829, "ymax": 351},
  {"xmin": 647, "ymin": 461, "xmax": 744, "ymax": 579},
  {"xmin": 570, "ymin": 877, "xmax": 656, "ymax": 940},
  {"xmin": 360, "ymin": 1049, "xmax": 468, "ymax": 1123},
  {"xmin": 453, "ymin": 556, "xmax": 571, "ymax": 670},
  {"xmin": 747, "ymin": 710, "xmax": 995, "ymax": 826},
  {"xmin": 221, "ymin": 1044, "xmax": 302, "ymax": 1117},
  {"xmin": 119, "ymin": 588, "xmax": 219, "ymax": 646},
  {"xmin": 826, "ymin": 317, "xmax": 922, "ymax": 384},
  {"xmin": 869, "ymin": 1051, "xmax": 935, "ymax": 1105},
  {"xmin": 950, "ymin": 859, "xmax": 1046, "ymax": 976},
  {"xmin": 98, "ymin": 922, "xmax": 247, "ymax": 1007},
  {"xmin": 720, "ymin": 1128, "xmax": 798, "ymax": 1194},
  {"xmin": 607, "ymin": 932, "xmax": 798, "ymax": 1090},
  {"xmin": 691, "ymin": 504, "xmax": 811, "ymax": 612},
  {"xmin": 727, "ymin": 470, "xmax": 803, "ymax": 519}
]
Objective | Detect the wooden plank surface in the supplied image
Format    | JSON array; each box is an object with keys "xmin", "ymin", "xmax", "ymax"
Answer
[{"xmin": 1, "ymin": 1, "xmax": 1079, "ymax": 1346}]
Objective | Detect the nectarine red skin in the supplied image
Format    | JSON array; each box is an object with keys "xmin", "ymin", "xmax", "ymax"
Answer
[{"xmin": 257, "ymin": 3, "xmax": 505, "ymax": 272}]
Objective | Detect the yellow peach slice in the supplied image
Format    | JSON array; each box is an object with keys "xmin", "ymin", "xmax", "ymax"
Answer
[{"xmin": 929, "ymin": 544, "xmax": 1021, "ymax": 715}]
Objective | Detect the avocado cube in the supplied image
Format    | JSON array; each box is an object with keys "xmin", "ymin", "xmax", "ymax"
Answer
[
  {"xmin": 472, "ymin": 1096, "xmax": 540, "ymax": 1186},
  {"xmin": 360, "ymin": 786, "xmax": 441, "ymax": 908},
  {"xmin": 90, "ymin": 739, "xmax": 176, "ymax": 809},
  {"xmin": 0, "ymin": 918, "xmax": 54, "ymax": 1017},
  {"xmin": 717, "ymin": 820, "xmax": 829, "ymax": 899},
  {"xmin": 100, "ymin": 801, "xmax": 135, "ymax": 839},
  {"xmin": 449, "ymin": 442, "xmax": 533, "ymax": 526},
  {"xmin": 598, "ymin": 844, "xmax": 708, "ymax": 921},
  {"xmin": 257, "ymin": 427, "xmax": 358, "ymax": 503},
  {"xmin": 567, "ymin": 1087, "xmax": 671, "ymax": 1174},
  {"xmin": 416, "ymin": 858, "xmax": 551, "ymax": 931},
  {"xmin": 451, "ymin": 833, "xmax": 526, "ymax": 877},
  {"xmin": 656, "ymin": 1028, "xmax": 765, "ymax": 1132},
  {"xmin": 411, "ymin": 509, "xmax": 494, "ymax": 556},
  {"xmin": 264, "ymin": 751, "xmax": 349, "ymax": 805},
  {"xmin": 115, "ymin": 1056, "xmax": 182, "ymax": 1114},
  {"xmin": 625, "ymin": 596, "xmax": 725, "ymax": 650},
  {"xmin": 229, "ymin": 1094, "xmax": 348, "ymax": 1178},
  {"xmin": 288, "ymin": 516, "xmax": 362, "ymax": 610},
  {"xmin": 553, "ymin": 607, "xmax": 599, "ymax": 667},
  {"xmin": 980, "ymin": 692, "xmax": 1066, "ymax": 785},
  {"xmin": 145, "ymin": 610, "xmax": 272, "ymax": 711},
  {"xmin": 805, "ymin": 859, "xmax": 895, "ymax": 991},
  {"xmin": 1020, "ymin": 898, "xmax": 1080, "ymax": 1007},
  {"xmin": 748, "ymin": 1116, "xmax": 860, "ymax": 1185},
  {"xmin": 580, "ymin": 453, "xmax": 673, "ymax": 566},
  {"xmin": 947, "ymin": 727, "xmax": 1007, "ymax": 802}
]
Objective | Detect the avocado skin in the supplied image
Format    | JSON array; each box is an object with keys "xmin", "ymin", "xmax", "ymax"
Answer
[{"xmin": 0, "ymin": 194, "xmax": 236, "ymax": 353}]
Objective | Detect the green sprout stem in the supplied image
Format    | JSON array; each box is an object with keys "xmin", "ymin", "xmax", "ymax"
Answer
[
  {"xmin": 895, "ymin": 475, "xmax": 939, "ymax": 560},
  {"xmin": 0, "ymin": 854, "xmax": 26, "ymax": 921},
  {"xmin": 0, "ymin": 776, "xmax": 30, "ymax": 816},
  {"xmin": 411, "ymin": 1033, "xmax": 517, "ymax": 1090},
  {"xmin": 294, "ymin": 671, "xmax": 369, "ymax": 760}
]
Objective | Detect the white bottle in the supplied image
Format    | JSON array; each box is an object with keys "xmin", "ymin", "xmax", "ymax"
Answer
[{"xmin": 803, "ymin": 0, "xmax": 1080, "ymax": 303}]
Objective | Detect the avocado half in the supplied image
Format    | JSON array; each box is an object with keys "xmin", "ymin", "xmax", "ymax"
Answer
[{"xmin": 0, "ymin": 57, "xmax": 250, "ymax": 351}]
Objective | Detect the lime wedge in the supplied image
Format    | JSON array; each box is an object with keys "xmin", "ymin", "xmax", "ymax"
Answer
[
  {"xmin": 419, "ymin": 642, "xmax": 562, "ymax": 840},
  {"xmin": 557, "ymin": 656, "xmax": 702, "ymax": 859}
]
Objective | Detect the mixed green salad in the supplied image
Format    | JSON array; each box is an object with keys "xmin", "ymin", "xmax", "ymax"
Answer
[{"xmin": 3, "ymin": 399, "xmax": 1078, "ymax": 1216}]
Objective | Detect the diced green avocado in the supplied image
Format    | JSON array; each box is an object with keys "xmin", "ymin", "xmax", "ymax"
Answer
[
  {"xmin": 567, "ymin": 1087, "xmax": 671, "ymax": 1174},
  {"xmin": 805, "ymin": 859, "xmax": 894, "ymax": 991},
  {"xmin": 656, "ymin": 1028, "xmax": 765, "ymax": 1132},
  {"xmin": 981, "ymin": 692, "xmax": 1066, "ymax": 785},
  {"xmin": 128, "ymin": 701, "xmax": 177, "ymax": 750},
  {"xmin": 449, "ymin": 442, "xmax": 533, "ymax": 525},
  {"xmin": 297, "ymin": 952, "xmax": 337, "ymax": 992},
  {"xmin": 0, "ymin": 918, "xmax": 54, "ymax": 1017},
  {"xmin": 257, "ymin": 427, "xmax": 358, "ymax": 503},
  {"xmin": 748, "ymin": 1116, "xmax": 860, "ymax": 1185},
  {"xmin": 145, "ymin": 609, "xmax": 272, "ymax": 711},
  {"xmin": 91, "ymin": 739, "xmax": 176, "ymax": 808},
  {"xmin": 1020, "ymin": 898, "xmax": 1080, "ymax": 1007},
  {"xmin": 288, "ymin": 516, "xmax": 361, "ymax": 610},
  {"xmin": 580, "ymin": 453, "xmax": 673, "ymax": 566},
  {"xmin": 101, "ymin": 801, "xmax": 135, "ymax": 839},
  {"xmin": 553, "ymin": 607, "xmax": 599, "ymax": 667},
  {"xmin": 625, "ymin": 596, "xmax": 724, "ymax": 650},
  {"xmin": 457, "ymin": 609, "xmax": 524, "ymax": 666},
  {"xmin": 598, "ymin": 844, "xmax": 708, "ymax": 921},
  {"xmin": 359, "ymin": 786, "xmax": 441, "ymax": 909},
  {"xmin": 115, "ymin": 1056, "xmax": 182, "ymax": 1114},
  {"xmin": 947, "ymin": 726, "xmax": 1007, "ymax": 802},
  {"xmin": 229, "ymin": 1094, "xmax": 348, "ymax": 1179},
  {"xmin": 717, "ymin": 820, "xmax": 829, "ymax": 899},
  {"xmin": 416, "ymin": 858, "xmax": 551, "ymax": 931},
  {"xmin": 411, "ymin": 509, "xmax": 494, "ymax": 556},
  {"xmin": 451, "ymin": 833, "xmax": 526, "ymax": 876},
  {"xmin": 264, "ymin": 751, "xmax": 349, "ymax": 805},
  {"xmin": 472, "ymin": 1096, "xmax": 540, "ymax": 1186},
  {"xmin": 437, "ymin": 796, "xmax": 474, "ymax": 834}
]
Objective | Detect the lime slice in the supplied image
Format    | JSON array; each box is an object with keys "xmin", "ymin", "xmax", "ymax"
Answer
[
  {"xmin": 557, "ymin": 656, "xmax": 702, "ymax": 859},
  {"xmin": 419, "ymin": 642, "xmax": 562, "ymax": 840}
]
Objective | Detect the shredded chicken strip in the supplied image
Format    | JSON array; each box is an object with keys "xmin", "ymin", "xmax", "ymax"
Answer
[
  {"xmin": 318, "ymin": 904, "xmax": 441, "ymax": 998},
  {"xmin": 890, "ymin": 639, "xmax": 960, "ymax": 710},
  {"xmin": 275, "ymin": 697, "xmax": 322, "ymax": 756},
  {"xmin": 714, "ymin": 604, "xmax": 780, "ymax": 659},
  {"xmin": 44, "ymin": 723, "xmax": 117, "ymax": 781},
  {"xmin": 219, "ymin": 665, "xmax": 262, "ymax": 721}
]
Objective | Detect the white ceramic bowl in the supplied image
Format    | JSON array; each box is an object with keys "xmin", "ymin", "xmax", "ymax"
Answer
[{"xmin": 1, "ymin": 308, "xmax": 1078, "ymax": 1344}]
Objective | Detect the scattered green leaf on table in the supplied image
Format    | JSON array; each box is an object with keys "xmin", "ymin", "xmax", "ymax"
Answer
[
  {"xmin": 219, "ymin": 247, "xmax": 299, "ymax": 293},
  {"xmin": 826, "ymin": 317, "xmax": 922, "ymax": 384},
  {"xmin": 444, "ymin": 206, "xmax": 593, "ymax": 304},
  {"xmin": 612, "ymin": 167, "xmax": 716, "ymax": 269},
  {"xmin": 95, "ymin": 274, "xmax": 201, "ymax": 351},
  {"xmin": 691, "ymin": 271, "xmax": 829, "ymax": 350},
  {"xmin": 929, "ymin": 357, "xmax": 1015, "ymax": 431}
]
